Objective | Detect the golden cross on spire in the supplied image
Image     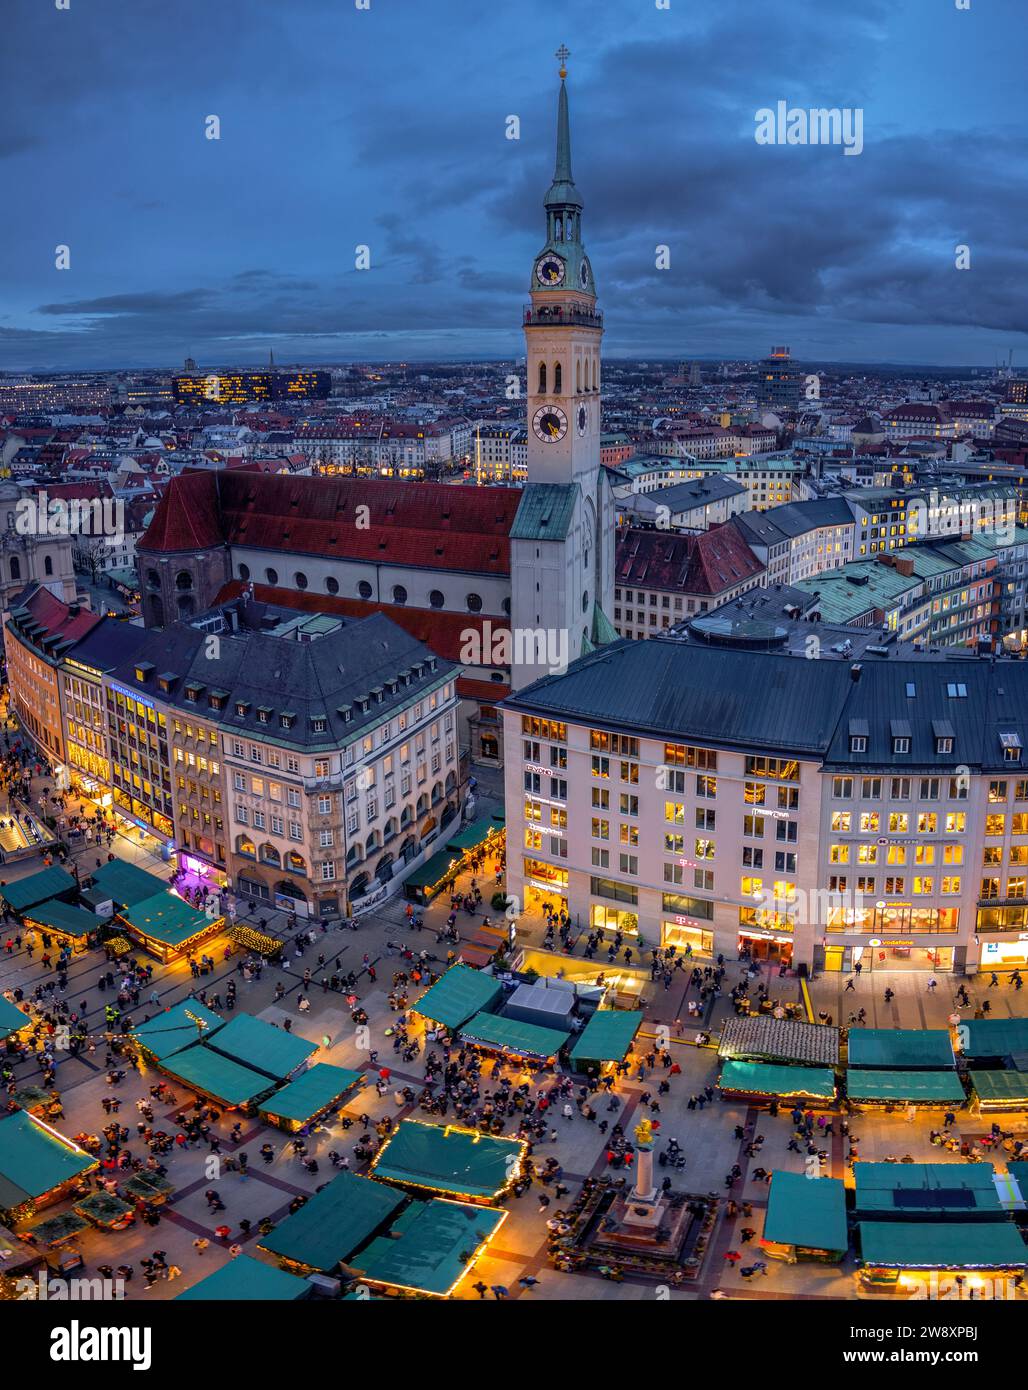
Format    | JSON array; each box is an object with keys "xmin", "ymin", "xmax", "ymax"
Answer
[{"xmin": 556, "ymin": 44, "xmax": 570, "ymax": 79}]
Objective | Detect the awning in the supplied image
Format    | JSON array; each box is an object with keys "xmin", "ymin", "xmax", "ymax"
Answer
[
  {"xmin": 719, "ymin": 1060, "xmax": 836, "ymax": 1101},
  {"xmin": 119, "ymin": 891, "xmax": 216, "ymax": 950},
  {"xmin": 160, "ymin": 1047, "xmax": 275, "ymax": 1108},
  {"xmin": 959, "ymin": 1017, "xmax": 1028, "ymax": 1060},
  {"xmin": 859, "ymin": 1221, "xmax": 1028, "ymax": 1270},
  {"xmin": 23, "ymin": 899, "xmax": 102, "ymax": 938},
  {"xmin": 846, "ymin": 1070, "xmax": 965, "ymax": 1104},
  {"xmin": 854, "ymin": 1162, "xmax": 1004, "ymax": 1218},
  {"xmin": 444, "ymin": 814, "xmax": 504, "ymax": 854},
  {"xmin": 355, "ymin": 1198, "xmax": 506, "ymax": 1297},
  {"xmin": 205, "ymin": 1013, "xmax": 317, "ymax": 1082},
  {"xmin": 130, "ymin": 1001, "xmax": 226, "ymax": 1061},
  {"xmin": 0, "ymin": 996, "xmax": 30, "ymax": 1042},
  {"xmin": 0, "ymin": 1111, "xmax": 97, "ymax": 1210},
  {"xmin": 970, "ymin": 1070, "xmax": 1028, "ymax": 1104},
  {"xmin": 460, "ymin": 1010, "xmax": 569, "ymax": 1059},
  {"xmin": 403, "ymin": 848, "xmax": 461, "ymax": 891}
]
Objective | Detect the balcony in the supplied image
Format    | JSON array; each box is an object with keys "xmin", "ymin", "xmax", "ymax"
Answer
[{"xmin": 523, "ymin": 304, "xmax": 603, "ymax": 330}]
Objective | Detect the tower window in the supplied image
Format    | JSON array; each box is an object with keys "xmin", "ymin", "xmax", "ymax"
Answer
[
  {"xmin": 538, "ymin": 362, "xmax": 547, "ymax": 394},
  {"xmin": 554, "ymin": 362, "xmax": 562, "ymax": 393}
]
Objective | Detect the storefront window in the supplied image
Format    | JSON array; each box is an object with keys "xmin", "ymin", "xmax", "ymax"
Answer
[
  {"xmin": 662, "ymin": 919, "xmax": 713, "ymax": 955},
  {"xmin": 591, "ymin": 904, "xmax": 639, "ymax": 936}
]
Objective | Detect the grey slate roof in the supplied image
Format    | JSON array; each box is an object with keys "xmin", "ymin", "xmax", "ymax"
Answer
[
  {"xmin": 108, "ymin": 602, "xmax": 458, "ymax": 750},
  {"xmin": 504, "ymin": 637, "xmax": 1028, "ymax": 772}
]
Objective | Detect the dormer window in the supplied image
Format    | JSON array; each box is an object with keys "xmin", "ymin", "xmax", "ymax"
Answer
[
  {"xmin": 235, "ymin": 701, "xmax": 249, "ymax": 718},
  {"xmin": 850, "ymin": 736, "xmax": 867, "ymax": 753},
  {"xmin": 892, "ymin": 736, "xmax": 910, "ymax": 754},
  {"xmin": 312, "ymin": 717, "xmax": 326, "ymax": 733},
  {"xmin": 1001, "ymin": 733, "xmax": 1023, "ymax": 763},
  {"xmin": 257, "ymin": 706, "xmax": 272, "ymax": 724},
  {"xmin": 280, "ymin": 712, "xmax": 295, "ymax": 730}
]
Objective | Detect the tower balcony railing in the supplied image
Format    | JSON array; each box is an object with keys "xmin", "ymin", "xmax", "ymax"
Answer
[{"xmin": 523, "ymin": 304, "xmax": 603, "ymax": 329}]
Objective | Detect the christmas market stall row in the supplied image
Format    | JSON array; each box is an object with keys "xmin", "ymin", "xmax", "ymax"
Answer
[
  {"xmin": 258, "ymin": 1129, "xmax": 513, "ymax": 1298},
  {"xmin": 761, "ymin": 1163, "xmax": 1028, "ymax": 1285},
  {"xmin": 401, "ymin": 813, "xmax": 504, "ymax": 908}
]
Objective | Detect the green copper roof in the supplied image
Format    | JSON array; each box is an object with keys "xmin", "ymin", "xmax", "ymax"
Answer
[
  {"xmin": 510, "ymin": 482, "xmax": 579, "ymax": 542},
  {"xmin": 764, "ymin": 1172, "xmax": 847, "ymax": 1254},
  {"xmin": 545, "ymin": 79, "xmax": 581, "ymax": 208}
]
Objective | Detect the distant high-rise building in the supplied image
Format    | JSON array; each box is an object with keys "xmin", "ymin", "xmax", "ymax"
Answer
[
  {"xmin": 689, "ymin": 362, "xmax": 702, "ymax": 387},
  {"xmin": 172, "ymin": 371, "xmax": 331, "ymax": 404},
  {"xmin": 1007, "ymin": 380, "xmax": 1028, "ymax": 405},
  {"xmin": 758, "ymin": 345, "xmax": 803, "ymax": 409}
]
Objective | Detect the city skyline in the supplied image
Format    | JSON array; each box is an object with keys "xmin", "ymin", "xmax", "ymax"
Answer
[{"xmin": 1, "ymin": 0, "xmax": 1026, "ymax": 371}]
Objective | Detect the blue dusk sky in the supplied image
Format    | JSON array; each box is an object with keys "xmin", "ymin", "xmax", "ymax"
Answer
[{"xmin": 1, "ymin": 0, "xmax": 1026, "ymax": 371}]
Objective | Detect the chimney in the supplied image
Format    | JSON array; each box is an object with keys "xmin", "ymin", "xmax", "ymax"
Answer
[{"xmin": 850, "ymin": 662, "xmax": 862, "ymax": 683}]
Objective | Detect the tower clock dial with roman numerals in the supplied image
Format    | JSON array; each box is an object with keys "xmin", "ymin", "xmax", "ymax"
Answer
[{"xmin": 533, "ymin": 405, "xmax": 568, "ymax": 441}]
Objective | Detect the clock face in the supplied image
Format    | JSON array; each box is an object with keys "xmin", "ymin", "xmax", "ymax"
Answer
[
  {"xmin": 580, "ymin": 258, "xmax": 590, "ymax": 288},
  {"xmin": 577, "ymin": 405, "xmax": 587, "ymax": 436},
  {"xmin": 535, "ymin": 255, "xmax": 565, "ymax": 287},
  {"xmin": 533, "ymin": 405, "xmax": 568, "ymax": 442}
]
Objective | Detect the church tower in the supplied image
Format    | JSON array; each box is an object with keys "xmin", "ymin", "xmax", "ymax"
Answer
[{"xmin": 509, "ymin": 50, "xmax": 616, "ymax": 688}]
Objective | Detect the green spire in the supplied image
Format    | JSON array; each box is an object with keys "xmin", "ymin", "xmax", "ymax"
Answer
[{"xmin": 553, "ymin": 78, "xmax": 573, "ymax": 186}]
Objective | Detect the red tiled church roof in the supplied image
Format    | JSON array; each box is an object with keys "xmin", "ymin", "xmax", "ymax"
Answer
[
  {"xmin": 140, "ymin": 471, "xmax": 522, "ymax": 575},
  {"xmin": 615, "ymin": 525, "xmax": 764, "ymax": 597}
]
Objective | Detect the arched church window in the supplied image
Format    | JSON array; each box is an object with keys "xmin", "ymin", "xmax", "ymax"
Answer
[
  {"xmin": 44, "ymin": 555, "xmax": 53, "ymax": 576},
  {"xmin": 294, "ymin": 572, "xmax": 308, "ymax": 590},
  {"xmin": 538, "ymin": 362, "xmax": 547, "ymax": 394},
  {"xmin": 429, "ymin": 589, "xmax": 445, "ymax": 609},
  {"xmin": 238, "ymin": 563, "xmax": 250, "ymax": 581},
  {"xmin": 358, "ymin": 580, "xmax": 373, "ymax": 599},
  {"xmin": 554, "ymin": 215, "xmax": 563, "ymax": 241},
  {"xmin": 554, "ymin": 362, "xmax": 562, "ymax": 393},
  {"xmin": 392, "ymin": 585, "xmax": 407, "ymax": 605},
  {"xmin": 265, "ymin": 567, "xmax": 278, "ymax": 585},
  {"xmin": 466, "ymin": 593, "xmax": 482, "ymax": 613},
  {"xmin": 326, "ymin": 577, "xmax": 339, "ymax": 594},
  {"xmin": 175, "ymin": 570, "xmax": 193, "ymax": 591},
  {"xmin": 9, "ymin": 557, "xmax": 19, "ymax": 581},
  {"xmin": 576, "ymin": 359, "xmax": 582, "ymax": 394},
  {"xmin": 582, "ymin": 589, "xmax": 589, "ymax": 613}
]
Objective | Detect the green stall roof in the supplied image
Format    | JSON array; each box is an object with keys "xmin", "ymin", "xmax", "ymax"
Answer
[
  {"xmin": 130, "ymin": 1000, "xmax": 226, "ymax": 1061},
  {"xmin": 356, "ymin": 1198, "xmax": 505, "ymax": 1297},
  {"xmin": 846, "ymin": 1070, "xmax": 965, "ymax": 1104},
  {"xmin": 22, "ymin": 899, "xmax": 100, "ymax": 938},
  {"xmin": 177, "ymin": 1253, "xmax": 309, "ymax": 1301},
  {"xmin": 161, "ymin": 1046, "xmax": 274, "ymax": 1108},
  {"xmin": 88, "ymin": 859, "xmax": 168, "ymax": 907},
  {"xmin": 120, "ymin": 891, "xmax": 214, "ymax": 949},
  {"xmin": 764, "ymin": 1172, "xmax": 847, "ymax": 1253},
  {"xmin": 972, "ymin": 1071, "xmax": 1028, "ymax": 1104},
  {"xmin": 444, "ymin": 814, "xmax": 504, "ymax": 854},
  {"xmin": 460, "ymin": 1010, "xmax": 568, "ymax": 1059},
  {"xmin": 719, "ymin": 1060, "xmax": 837, "ymax": 1101},
  {"xmin": 1007, "ymin": 1163, "xmax": 1028, "ymax": 1200},
  {"xmin": 259, "ymin": 1171, "xmax": 405, "ymax": 1272},
  {"xmin": 372, "ymin": 1120, "xmax": 523, "ymax": 1200},
  {"xmin": 414, "ymin": 965, "xmax": 503, "ymax": 1032},
  {"xmin": 859, "ymin": 1221, "xmax": 1028, "ymax": 1270},
  {"xmin": 0, "ymin": 1111, "xmax": 96, "ymax": 1210},
  {"xmin": 960, "ymin": 1017, "xmax": 1028, "ymax": 1060},
  {"xmin": 206, "ymin": 1013, "xmax": 317, "ymax": 1081},
  {"xmin": 854, "ymin": 1163, "xmax": 1003, "ymax": 1219},
  {"xmin": 258, "ymin": 1064, "xmax": 363, "ymax": 1126},
  {"xmin": 0, "ymin": 866, "xmax": 77, "ymax": 914},
  {"xmin": 403, "ymin": 848, "xmax": 460, "ymax": 891},
  {"xmin": 569, "ymin": 1009, "xmax": 643, "ymax": 1066},
  {"xmin": 0, "ymin": 995, "xmax": 29, "ymax": 1042},
  {"xmin": 847, "ymin": 1029, "xmax": 954, "ymax": 1070}
]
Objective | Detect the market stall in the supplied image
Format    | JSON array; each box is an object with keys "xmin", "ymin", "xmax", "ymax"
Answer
[
  {"xmin": 20, "ymin": 899, "xmax": 101, "ymax": 953},
  {"xmin": 857, "ymin": 1221, "xmax": 1028, "ymax": 1291},
  {"xmin": 73, "ymin": 1191, "xmax": 135, "ymax": 1231},
  {"xmin": 257, "ymin": 1064, "xmax": 365, "ymax": 1132},
  {"xmin": 158, "ymin": 1046, "xmax": 277, "ymax": 1111},
  {"xmin": 86, "ymin": 859, "xmax": 168, "ymax": 909},
  {"xmin": 847, "ymin": 1028, "xmax": 955, "ymax": 1070},
  {"xmin": 845, "ymin": 1070, "xmax": 966, "ymax": 1110},
  {"xmin": 370, "ymin": 1119, "xmax": 525, "ymax": 1204},
  {"xmin": 0, "ymin": 866, "xmax": 77, "ymax": 919},
  {"xmin": 969, "ymin": 1070, "xmax": 1028, "ymax": 1113},
  {"xmin": 353, "ymin": 1196, "xmax": 507, "ymax": 1298},
  {"xmin": 718, "ymin": 1015, "xmax": 840, "ymax": 1067},
  {"xmin": 957, "ymin": 1017, "xmax": 1028, "ymax": 1066},
  {"xmin": 203, "ymin": 1013, "xmax": 317, "ymax": 1083},
  {"xmin": 129, "ymin": 1000, "xmax": 226, "ymax": 1063},
  {"xmin": 853, "ymin": 1163, "xmax": 1010, "ymax": 1222},
  {"xmin": 762, "ymin": 1171, "xmax": 847, "ymax": 1264},
  {"xmin": 176, "ymin": 1253, "xmax": 310, "ymax": 1301},
  {"xmin": 0, "ymin": 996, "xmax": 30, "ymax": 1045},
  {"xmin": 0, "ymin": 1111, "xmax": 97, "ymax": 1222},
  {"xmin": 718, "ymin": 1060, "xmax": 837, "ymax": 1107},
  {"xmin": 413, "ymin": 964, "xmax": 503, "ymax": 1034},
  {"xmin": 458, "ymin": 1010, "xmax": 569, "ymax": 1064},
  {"xmin": 116, "ymin": 890, "xmax": 222, "ymax": 964},
  {"xmin": 259, "ymin": 1171, "xmax": 406, "ymax": 1275},
  {"xmin": 568, "ymin": 1008, "xmax": 643, "ymax": 1075},
  {"xmin": 402, "ymin": 848, "xmax": 462, "ymax": 907}
]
